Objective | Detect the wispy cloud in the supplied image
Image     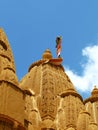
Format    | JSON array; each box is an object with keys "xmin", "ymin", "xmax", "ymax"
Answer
[{"xmin": 65, "ymin": 45, "xmax": 98, "ymax": 92}]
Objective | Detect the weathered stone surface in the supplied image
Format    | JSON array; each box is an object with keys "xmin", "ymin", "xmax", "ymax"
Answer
[
  {"xmin": 0, "ymin": 28, "xmax": 25, "ymax": 130},
  {"xmin": 76, "ymin": 110, "xmax": 90, "ymax": 130},
  {"xmin": 87, "ymin": 122, "xmax": 98, "ymax": 130},
  {"xmin": 0, "ymin": 28, "xmax": 98, "ymax": 130}
]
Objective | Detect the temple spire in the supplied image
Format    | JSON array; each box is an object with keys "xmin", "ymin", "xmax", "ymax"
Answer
[
  {"xmin": 0, "ymin": 28, "xmax": 16, "ymax": 72},
  {"xmin": 0, "ymin": 28, "xmax": 18, "ymax": 86}
]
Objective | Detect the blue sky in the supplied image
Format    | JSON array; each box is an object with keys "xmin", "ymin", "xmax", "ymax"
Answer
[{"xmin": 0, "ymin": 0, "xmax": 98, "ymax": 98}]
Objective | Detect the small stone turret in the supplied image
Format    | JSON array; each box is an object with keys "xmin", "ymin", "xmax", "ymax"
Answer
[
  {"xmin": 84, "ymin": 86, "xmax": 98, "ymax": 126},
  {"xmin": 56, "ymin": 87, "xmax": 84, "ymax": 130},
  {"xmin": 91, "ymin": 85, "xmax": 98, "ymax": 97},
  {"xmin": 76, "ymin": 110, "xmax": 90, "ymax": 130}
]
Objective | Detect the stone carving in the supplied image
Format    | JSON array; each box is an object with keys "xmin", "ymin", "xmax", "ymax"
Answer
[
  {"xmin": 20, "ymin": 49, "xmax": 98, "ymax": 130},
  {"xmin": 0, "ymin": 28, "xmax": 98, "ymax": 130}
]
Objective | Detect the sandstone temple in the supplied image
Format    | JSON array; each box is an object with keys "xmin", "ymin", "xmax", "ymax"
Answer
[{"xmin": 0, "ymin": 28, "xmax": 98, "ymax": 130}]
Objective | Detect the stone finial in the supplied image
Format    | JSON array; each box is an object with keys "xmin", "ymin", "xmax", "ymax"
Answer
[
  {"xmin": 84, "ymin": 85, "xmax": 98, "ymax": 104},
  {"xmin": 94, "ymin": 85, "xmax": 97, "ymax": 88},
  {"xmin": 42, "ymin": 49, "xmax": 52, "ymax": 60},
  {"xmin": 91, "ymin": 85, "xmax": 98, "ymax": 96}
]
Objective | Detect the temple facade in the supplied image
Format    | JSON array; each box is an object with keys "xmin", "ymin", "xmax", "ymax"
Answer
[{"xmin": 0, "ymin": 28, "xmax": 98, "ymax": 130}]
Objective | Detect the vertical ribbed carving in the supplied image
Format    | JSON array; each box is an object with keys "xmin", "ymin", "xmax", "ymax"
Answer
[
  {"xmin": 56, "ymin": 90, "xmax": 84, "ymax": 129},
  {"xmin": 40, "ymin": 64, "xmax": 57, "ymax": 120},
  {"xmin": 77, "ymin": 110, "xmax": 90, "ymax": 130}
]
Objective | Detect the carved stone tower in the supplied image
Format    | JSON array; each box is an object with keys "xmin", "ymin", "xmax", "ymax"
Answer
[
  {"xmin": 0, "ymin": 28, "xmax": 98, "ymax": 130},
  {"xmin": 20, "ymin": 49, "xmax": 85, "ymax": 130},
  {"xmin": 0, "ymin": 28, "xmax": 25, "ymax": 130}
]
